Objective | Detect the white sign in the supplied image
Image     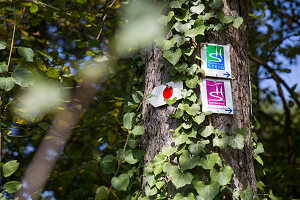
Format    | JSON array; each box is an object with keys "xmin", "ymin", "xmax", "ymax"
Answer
[
  {"xmin": 201, "ymin": 43, "xmax": 232, "ymax": 79},
  {"xmin": 148, "ymin": 81, "xmax": 183, "ymax": 107},
  {"xmin": 200, "ymin": 78, "xmax": 233, "ymax": 114}
]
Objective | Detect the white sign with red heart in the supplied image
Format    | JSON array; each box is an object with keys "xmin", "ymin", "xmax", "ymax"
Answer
[{"xmin": 147, "ymin": 81, "xmax": 183, "ymax": 107}]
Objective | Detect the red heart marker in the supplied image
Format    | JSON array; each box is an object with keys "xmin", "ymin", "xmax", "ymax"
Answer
[{"xmin": 163, "ymin": 86, "xmax": 173, "ymax": 99}]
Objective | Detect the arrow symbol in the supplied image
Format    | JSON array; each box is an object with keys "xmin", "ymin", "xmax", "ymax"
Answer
[
  {"xmin": 225, "ymin": 107, "xmax": 232, "ymax": 114},
  {"xmin": 223, "ymin": 71, "xmax": 230, "ymax": 78}
]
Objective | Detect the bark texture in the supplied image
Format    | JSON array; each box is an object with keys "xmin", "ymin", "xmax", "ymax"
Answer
[{"xmin": 141, "ymin": 0, "xmax": 257, "ymax": 197}]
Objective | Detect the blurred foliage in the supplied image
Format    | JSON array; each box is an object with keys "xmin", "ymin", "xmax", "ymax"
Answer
[{"xmin": 0, "ymin": 0, "xmax": 299, "ymax": 199}]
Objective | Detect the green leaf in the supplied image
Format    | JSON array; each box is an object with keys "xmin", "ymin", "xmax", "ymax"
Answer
[
  {"xmin": 174, "ymin": 9, "xmax": 189, "ymax": 22},
  {"xmin": 165, "ymin": 97, "xmax": 177, "ymax": 106},
  {"xmin": 46, "ymin": 67, "xmax": 60, "ymax": 78},
  {"xmin": 193, "ymin": 113, "xmax": 205, "ymax": 125},
  {"xmin": 210, "ymin": 166, "xmax": 233, "ymax": 186},
  {"xmin": 200, "ymin": 126, "xmax": 214, "ymax": 138},
  {"xmin": 0, "ymin": 62, "xmax": 8, "ymax": 73},
  {"xmin": 123, "ymin": 112, "xmax": 135, "ymax": 130},
  {"xmin": 192, "ymin": 181, "xmax": 219, "ymax": 200},
  {"xmin": 0, "ymin": 77, "xmax": 15, "ymax": 91},
  {"xmin": 254, "ymin": 154, "xmax": 264, "ymax": 166},
  {"xmin": 174, "ymin": 34, "xmax": 187, "ymax": 47},
  {"xmin": 170, "ymin": 0, "xmax": 186, "ymax": 8},
  {"xmin": 12, "ymin": 68, "xmax": 34, "ymax": 87},
  {"xmin": 199, "ymin": 153, "xmax": 221, "ymax": 170},
  {"xmin": 100, "ymin": 155, "xmax": 115, "ymax": 174},
  {"xmin": 190, "ymin": 4, "xmax": 205, "ymax": 14},
  {"xmin": 163, "ymin": 162, "xmax": 177, "ymax": 175},
  {"xmin": 17, "ymin": 47, "xmax": 34, "ymax": 62},
  {"xmin": 185, "ymin": 25, "xmax": 205, "ymax": 37},
  {"xmin": 174, "ymin": 22, "xmax": 191, "ymax": 33},
  {"xmin": 232, "ymin": 17, "xmax": 244, "ymax": 28},
  {"xmin": 174, "ymin": 132, "xmax": 189, "ymax": 145},
  {"xmin": 155, "ymin": 181, "xmax": 165, "ymax": 189},
  {"xmin": 153, "ymin": 164, "xmax": 164, "ymax": 176},
  {"xmin": 218, "ymin": 12, "xmax": 234, "ymax": 24},
  {"xmin": 173, "ymin": 193, "xmax": 195, "ymax": 200},
  {"xmin": 3, "ymin": 160, "xmax": 19, "ymax": 178},
  {"xmin": 212, "ymin": 136, "xmax": 228, "ymax": 149},
  {"xmin": 182, "ymin": 121, "xmax": 192, "ymax": 129},
  {"xmin": 124, "ymin": 149, "xmax": 145, "ymax": 164},
  {"xmin": 162, "ymin": 146, "xmax": 176, "ymax": 156},
  {"xmin": 145, "ymin": 185, "xmax": 157, "ymax": 196},
  {"xmin": 131, "ymin": 125, "xmax": 145, "ymax": 136},
  {"xmin": 209, "ymin": 0, "xmax": 222, "ymax": 10},
  {"xmin": 29, "ymin": 4, "xmax": 39, "ymax": 13},
  {"xmin": 185, "ymin": 75, "xmax": 198, "ymax": 89},
  {"xmin": 204, "ymin": 11, "xmax": 215, "ymax": 20},
  {"xmin": 213, "ymin": 23, "xmax": 223, "ymax": 31},
  {"xmin": 111, "ymin": 174, "xmax": 129, "ymax": 191},
  {"xmin": 228, "ymin": 134, "xmax": 245, "ymax": 150},
  {"xmin": 155, "ymin": 37, "xmax": 177, "ymax": 51},
  {"xmin": 182, "ymin": 48, "xmax": 194, "ymax": 57},
  {"xmin": 175, "ymin": 63, "xmax": 188, "ymax": 73},
  {"xmin": 163, "ymin": 49, "xmax": 182, "ymax": 66},
  {"xmin": 184, "ymin": 103, "xmax": 200, "ymax": 116},
  {"xmin": 179, "ymin": 150, "xmax": 200, "ymax": 170},
  {"xmin": 3, "ymin": 181, "xmax": 22, "ymax": 194},
  {"xmin": 188, "ymin": 140, "xmax": 209, "ymax": 155},
  {"xmin": 238, "ymin": 187, "xmax": 254, "ymax": 200},
  {"xmin": 0, "ymin": 41, "xmax": 6, "ymax": 50},
  {"xmin": 158, "ymin": 11, "xmax": 174, "ymax": 25},
  {"xmin": 170, "ymin": 167, "xmax": 193, "ymax": 189},
  {"xmin": 153, "ymin": 152, "xmax": 166, "ymax": 165},
  {"xmin": 254, "ymin": 142, "xmax": 264, "ymax": 154},
  {"xmin": 95, "ymin": 186, "xmax": 108, "ymax": 200}
]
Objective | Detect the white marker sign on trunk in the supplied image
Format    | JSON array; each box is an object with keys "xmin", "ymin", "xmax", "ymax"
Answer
[
  {"xmin": 148, "ymin": 81, "xmax": 183, "ymax": 107},
  {"xmin": 200, "ymin": 78, "xmax": 233, "ymax": 114},
  {"xmin": 201, "ymin": 43, "xmax": 232, "ymax": 79}
]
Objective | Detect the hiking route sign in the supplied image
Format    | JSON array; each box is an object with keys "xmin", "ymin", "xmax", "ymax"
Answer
[
  {"xmin": 201, "ymin": 44, "xmax": 232, "ymax": 79},
  {"xmin": 200, "ymin": 78, "xmax": 233, "ymax": 114}
]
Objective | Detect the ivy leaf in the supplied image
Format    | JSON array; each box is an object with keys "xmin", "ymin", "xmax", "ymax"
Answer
[
  {"xmin": 174, "ymin": 132, "xmax": 189, "ymax": 145},
  {"xmin": 199, "ymin": 153, "xmax": 221, "ymax": 170},
  {"xmin": 210, "ymin": 166, "xmax": 234, "ymax": 186},
  {"xmin": 254, "ymin": 154, "xmax": 264, "ymax": 166},
  {"xmin": 237, "ymin": 187, "xmax": 254, "ymax": 200},
  {"xmin": 200, "ymin": 126, "xmax": 214, "ymax": 138},
  {"xmin": 100, "ymin": 155, "xmax": 115, "ymax": 174},
  {"xmin": 174, "ymin": 34, "xmax": 187, "ymax": 47},
  {"xmin": 188, "ymin": 140, "xmax": 209, "ymax": 155},
  {"xmin": 170, "ymin": 167, "xmax": 193, "ymax": 189},
  {"xmin": 173, "ymin": 193, "xmax": 195, "ymax": 200},
  {"xmin": 185, "ymin": 75, "xmax": 198, "ymax": 89},
  {"xmin": 175, "ymin": 63, "xmax": 188, "ymax": 73},
  {"xmin": 3, "ymin": 160, "xmax": 19, "ymax": 178},
  {"xmin": 46, "ymin": 67, "xmax": 60, "ymax": 78},
  {"xmin": 218, "ymin": 12, "xmax": 234, "ymax": 24},
  {"xmin": 209, "ymin": 0, "xmax": 222, "ymax": 10},
  {"xmin": 0, "ymin": 41, "xmax": 7, "ymax": 49},
  {"xmin": 228, "ymin": 134, "xmax": 245, "ymax": 150},
  {"xmin": 3, "ymin": 181, "xmax": 22, "ymax": 194},
  {"xmin": 182, "ymin": 48, "xmax": 194, "ymax": 57},
  {"xmin": 95, "ymin": 186, "xmax": 108, "ymax": 200},
  {"xmin": 155, "ymin": 37, "xmax": 177, "ymax": 51},
  {"xmin": 162, "ymin": 146, "xmax": 176, "ymax": 156},
  {"xmin": 165, "ymin": 97, "xmax": 177, "ymax": 106},
  {"xmin": 213, "ymin": 23, "xmax": 223, "ymax": 31},
  {"xmin": 131, "ymin": 125, "xmax": 145, "ymax": 136},
  {"xmin": 163, "ymin": 49, "xmax": 182, "ymax": 66},
  {"xmin": 204, "ymin": 11, "xmax": 215, "ymax": 20},
  {"xmin": 192, "ymin": 181, "xmax": 220, "ymax": 200},
  {"xmin": 170, "ymin": 0, "xmax": 186, "ymax": 8},
  {"xmin": 212, "ymin": 136, "xmax": 228, "ymax": 149},
  {"xmin": 158, "ymin": 11, "xmax": 174, "ymax": 25},
  {"xmin": 185, "ymin": 25, "xmax": 205, "ymax": 37},
  {"xmin": 0, "ymin": 77, "xmax": 15, "ymax": 91},
  {"xmin": 184, "ymin": 103, "xmax": 200, "ymax": 116},
  {"xmin": 111, "ymin": 174, "xmax": 129, "ymax": 191},
  {"xmin": 123, "ymin": 112, "xmax": 135, "ymax": 130},
  {"xmin": 12, "ymin": 68, "xmax": 34, "ymax": 87},
  {"xmin": 182, "ymin": 121, "xmax": 192, "ymax": 129},
  {"xmin": 179, "ymin": 150, "xmax": 200, "ymax": 170},
  {"xmin": 174, "ymin": 9, "xmax": 189, "ymax": 22},
  {"xmin": 153, "ymin": 164, "xmax": 164, "ymax": 175},
  {"xmin": 192, "ymin": 113, "xmax": 205, "ymax": 125},
  {"xmin": 254, "ymin": 142, "xmax": 264, "ymax": 154},
  {"xmin": 163, "ymin": 162, "xmax": 177, "ymax": 175},
  {"xmin": 233, "ymin": 17, "xmax": 244, "ymax": 28},
  {"xmin": 124, "ymin": 149, "xmax": 145, "ymax": 164},
  {"xmin": 174, "ymin": 22, "xmax": 191, "ymax": 33},
  {"xmin": 190, "ymin": 4, "xmax": 205, "ymax": 14},
  {"xmin": 145, "ymin": 185, "xmax": 157, "ymax": 196},
  {"xmin": 0, "ymin": 62, "xmax": 8, "ymax": 73},
  {"xmin": 17, "ymin": 47, "xmax": 34, "ymax": 62},
  {"xmin": 156, "ymin": 181, "xmax": 165, "ymax": 189}
]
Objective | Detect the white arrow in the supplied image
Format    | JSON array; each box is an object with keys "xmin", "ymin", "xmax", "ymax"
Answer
[{"xmin": 147, "ymin": 81, "xmax": 183, "ymax": 107}]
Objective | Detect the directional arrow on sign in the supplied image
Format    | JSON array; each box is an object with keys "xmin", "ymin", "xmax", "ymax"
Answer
[
  {"xmin": 225, "ymin": 107, "xmax": 232, "ymax": 114},
  {"xmin": 147, "ymin": 81, "xmax": 183, "ymax": 107},
  {"xmin": 223, "ymin": 71, "xmax": 230, "ymax": 78}
]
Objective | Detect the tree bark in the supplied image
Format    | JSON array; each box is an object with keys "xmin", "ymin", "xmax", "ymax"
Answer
[{"xmin": 141, "ymin": 0, "xmax": 257, "ymax": 197}]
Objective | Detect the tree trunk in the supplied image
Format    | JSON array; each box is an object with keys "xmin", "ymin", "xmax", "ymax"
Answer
[{"xmin": 141, "ymin": 0, "xmax": 257, "ymax": 197}]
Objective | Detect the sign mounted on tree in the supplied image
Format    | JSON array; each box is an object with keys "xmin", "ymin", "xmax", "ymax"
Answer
[
  {"xmin": 148, "ymin": 81, "xmax": 183, "ymax": 107},
  {"xmin": 200, "ymin": 78, "xmax": 233, "ymax": 114},
  {"xmin": 201, "ymin": 43, "xmax": 232, "ymax": 79}
]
